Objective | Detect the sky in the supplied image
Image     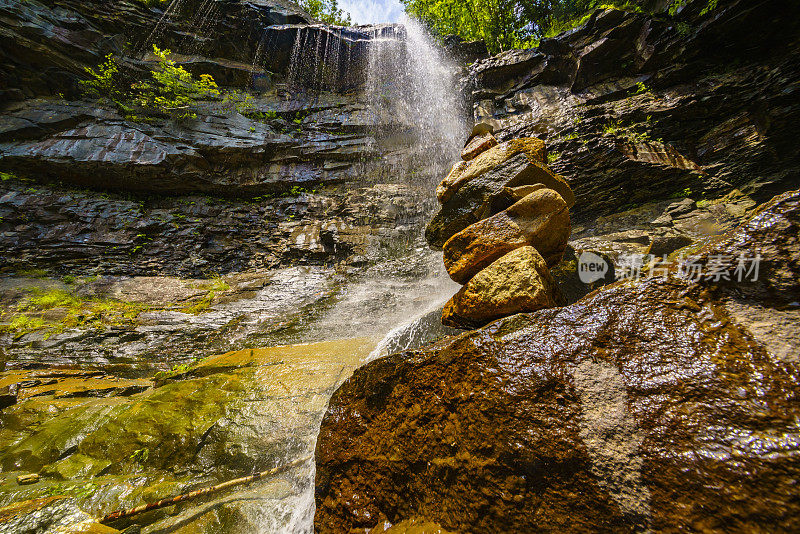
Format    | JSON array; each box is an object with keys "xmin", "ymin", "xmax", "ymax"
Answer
[{"xmin": 338, "ymin": 0, "xmax": 405, "ymax": 24}]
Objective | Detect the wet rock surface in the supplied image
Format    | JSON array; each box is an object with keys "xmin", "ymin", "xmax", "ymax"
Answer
[
  {"xmin": 0, "ymin": 339, "xmax": 374, "ymax": 534},
  {"xmin": 442, "ymin": 187, "xmax": 570, "ymax": 283},
  {"xmin": 0, "ymin": 495, "xmax": 119, "ymax": 534},
  {"xmin": 315, "ymin": 190, "xmax": 800, "ymax": 533},
  {"xmin": 441, "ymin": 246, "xmax": 556, "ymax": 329},
  {"xmin": 464, "ymin": 0, "xmax": 800, "ymax": 230},
  {"xmin": 426, "ymin": 152, "xmax": 574, "ymax": 250},
  {"xmin": 428, "ymin": 126, "xmax": 571, "ymax": 328}
]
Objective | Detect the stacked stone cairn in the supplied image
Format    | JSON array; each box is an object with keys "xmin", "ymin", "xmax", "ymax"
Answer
[{"xmin": 425, "ymin": 124, "xmax": 575, "ymax": 329}]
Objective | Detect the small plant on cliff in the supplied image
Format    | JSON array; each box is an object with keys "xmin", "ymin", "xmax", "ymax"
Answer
[
  {"xmin": 630, "ymin": 81, "xmax": 649, "ymax": 96},
  {"xmin": 80, "ymin": 46, "xmax": 221, "ymax": 122},
  {"xmin": 132, "ymin": 45, "xmax": 220, "ymax": 120},
  {"xmin": 669, "ymin": 0, "xmax": 718, "ymax": 16},
  {"xmin": 80, "ymin": 54, "xmax": 126, "ymax": 103},
  {"xmin": 130, "ymin": 448, "xmax": 150, "ymax": 464}
]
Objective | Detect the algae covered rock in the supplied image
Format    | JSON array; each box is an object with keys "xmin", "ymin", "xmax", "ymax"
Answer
[
  {"xmin": 0, "ymin": 496, "xmax": 119, "ymax": 534},
  {"xmin": 0, "ymin": 339, "xmax": 374, "ymax": 533},
  {"xmin": 441, "ymin": 246, "xmax": 556, "ymax": 328},
  {"xmin": 442, "ymin": 188, "xmax": 570, "ymax": 284}
]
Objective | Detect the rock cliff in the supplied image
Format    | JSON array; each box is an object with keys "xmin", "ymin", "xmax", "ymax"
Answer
[{"xmin": 0, "ymin": 0, "xmax": 456, "ymax": 374}]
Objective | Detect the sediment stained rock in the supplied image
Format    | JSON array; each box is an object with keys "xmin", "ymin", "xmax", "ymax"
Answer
[{"xmin": 314, "ymin": 190, "xmax": 800, "ymax": 533}]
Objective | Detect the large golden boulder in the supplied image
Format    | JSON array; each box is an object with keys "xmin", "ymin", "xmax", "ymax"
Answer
[
  {"xmin": 436, "ymin": 138, "xmax": 547, "ymax": 204},
  {"xmin": 442, "ymin": 246, "xmax": 556, "ymax": 328},
  {"xmin": 426, "ymin": 156, "xmax": 574, "ymax": 249}
]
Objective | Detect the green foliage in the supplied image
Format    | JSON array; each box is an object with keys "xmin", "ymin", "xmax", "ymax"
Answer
[
  {"xmin": 297, "ymin": 0, "xmax": 352, "ymax": 25},
  {"xmin": 602, "ymin": 118, "xmax": 656, "ymax": 143},
  {"xmin": 402, "ymin": 0, "xmax": 708, "ymax": 54},
  {"xmin": 132, "ymin": 45, "xmax": 220, "ymax": 121},
  {"xmin": 402, "ymin": 0, "xmax": 647, "ymax": 53},
  {"xmin": 80, "ymin": 46, "xmax": 220, "ymax": 122},
  {"xmin": 700, "ymin": 0, "xmax": 718, "ymax": 15},
  {"xmin": 602, "ymin": 119, "xmax": 623, "ymax": 135},
  {"xmin": 137, "ymin": 0, "xmax": 169, "ymax": 7},
  {"xmin": 130, "ymin": 448, "xmax": 150, "ymax": 464},
  {"xmin": 153, "ymin": 363, "xmax": 194, "ymax": 380},
  {"xmin": 669, "ymin": 0, "xmax": 717, "ymax": 16},
  {"xmin": 16, "ymin": 268, "xmax": 49, "ymax": 278},
  {"xmin": 80, "ymin": 54, "xmax": 124, "ymax": 101},
  {"xmin": 3, "ymin": 315, "xmax": 46, "ymax": 336}
]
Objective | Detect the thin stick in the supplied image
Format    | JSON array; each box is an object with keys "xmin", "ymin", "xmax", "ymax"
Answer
[{"xmin": 101, "ymin": 456, "xmax": 312, "ymax": 523}]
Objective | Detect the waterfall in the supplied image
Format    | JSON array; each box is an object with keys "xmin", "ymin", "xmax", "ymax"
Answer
[
  {"xmin": 260, "ymin": 17, "xmax": 466, "ymax": 534},
  {"xmin": 360, "ymin": 15, "xmax": 465, "ymax": 359},
  {"xmin": 366, "ymin": 16, "xmax": 465, "ymax": 161}
]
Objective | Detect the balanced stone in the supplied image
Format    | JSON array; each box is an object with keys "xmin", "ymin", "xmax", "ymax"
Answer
[
  {"xmin": 461, "ymin": 133, "xmax": 498, "ymax": 161},
  {"xmin": 436, "ymin": 138, "xmax": 547, "ymax": 203},
  {"xmin": 442, "ymin": 246, "xmax": 556, "ymax": 328},
  {"xmin": 443, "ymin": 188, "xmax": 570, "ymax": 284},
  {"xmin": 426, "ymin": 155, "xmax": 574, "ymax": 249}
]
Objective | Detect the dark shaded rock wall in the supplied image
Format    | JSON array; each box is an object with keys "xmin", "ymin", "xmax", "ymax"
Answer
[{"xmin": 0, "ymin": 0, "xmax": 442, "ymax": 277}]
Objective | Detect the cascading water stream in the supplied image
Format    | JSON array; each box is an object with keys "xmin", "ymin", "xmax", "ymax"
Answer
[{"xmin": 267, "ymin": 17, "xmax": 465, "ymax": 533}]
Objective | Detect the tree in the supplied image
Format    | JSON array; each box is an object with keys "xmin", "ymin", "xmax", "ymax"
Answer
[
  {"xmin": 297, "ymin": 0, "xmax": 352, "ymax": 26},
  {"xmin": 400, "ymin": 0, "xmax": 704, "ymax": 54}
]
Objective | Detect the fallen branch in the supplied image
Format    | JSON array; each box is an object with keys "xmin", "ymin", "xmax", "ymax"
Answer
[{"xmin": 100, "ymin": 456, "xmax": 312, "ymax": 524}]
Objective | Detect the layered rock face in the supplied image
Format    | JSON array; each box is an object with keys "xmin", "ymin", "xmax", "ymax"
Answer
[
  {"xmin": 462, "ymin": 0, "xmax": 800, "ymax": 265},
  {"xmin": 426, "ymin": 127, "xmax": 573, "ymax": 328},
  {"xmin": 315, "ymin": 188, "xmax": 800, "ymax": 534},
  {"xmin": 0, "ymin": 0, "xmax": 458, "ymax": 373}
]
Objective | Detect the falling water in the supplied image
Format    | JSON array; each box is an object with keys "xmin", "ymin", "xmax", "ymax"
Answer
[
  {"xmin": 262, "ymin": 16, "xmax": 466, "ymax": 534},
  {"xmin": 365, "ymin": 16, "xmax": 465, "ymax": 160},
  {"xmin": 138, "ymin": 0, "xmax": 186, "ymax": 55}
]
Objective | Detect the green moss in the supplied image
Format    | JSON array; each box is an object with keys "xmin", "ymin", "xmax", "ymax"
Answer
[
  {"xmin": 4, "ymin": 315, "xmax": 47, "ymax": 336},
  {"xmin": 181, "ymin": 276, "xmax": 230, "ymax": 315},
  {"xmin": 15, "ymin": 268, "xmax": 49, "ymax": 278},
  {"xmin": 22, "ymin": 288, "xmax": 82, "ymax": 310},
  {"xmin": 1, "ymin": 287, "xmax": 151, "ymax": 338}
]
